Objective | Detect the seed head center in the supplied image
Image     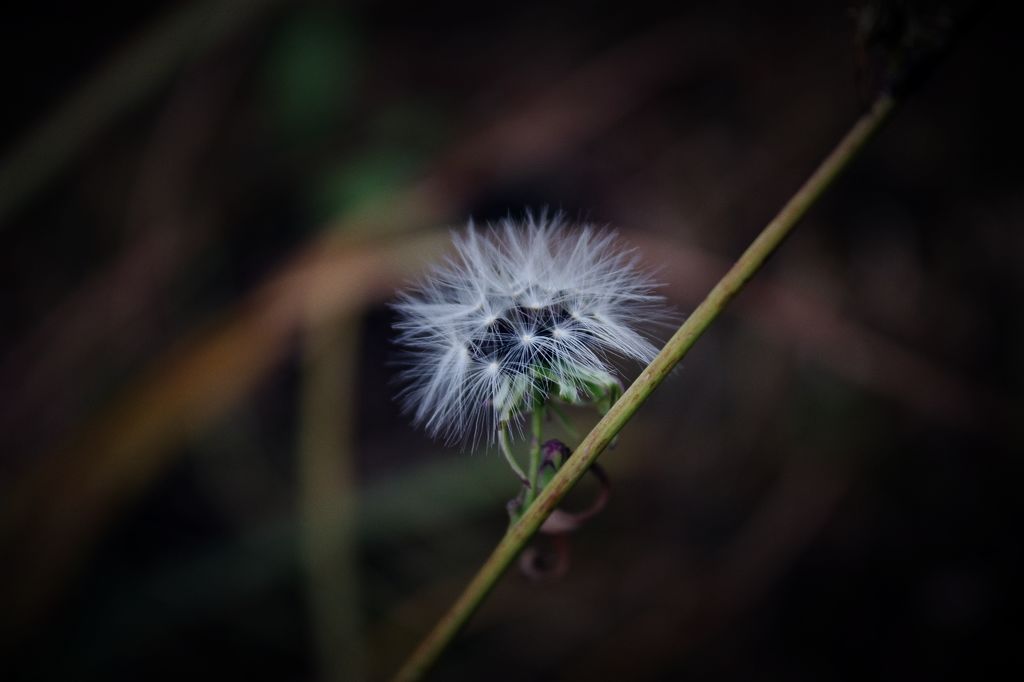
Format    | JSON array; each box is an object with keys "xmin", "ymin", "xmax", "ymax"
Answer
[{"xmin": 468, "ymin": 302, "xmax": 575, "ymax": 361}]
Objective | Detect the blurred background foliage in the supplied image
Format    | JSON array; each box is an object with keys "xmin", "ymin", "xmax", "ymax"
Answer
[{"xmin": 0, "ymin": 0, "xmax": 1020, "ymax": 680}]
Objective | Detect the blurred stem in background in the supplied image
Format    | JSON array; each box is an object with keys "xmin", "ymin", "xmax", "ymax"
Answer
[
  {"xmin": 392, "ymin": 91, "xmax": 897, "ymax": 682},
  {"xmin": 299, "ymin": 312, "xmax": 364, "ymax": 682}
]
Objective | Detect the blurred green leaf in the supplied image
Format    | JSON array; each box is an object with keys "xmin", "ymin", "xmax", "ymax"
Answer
[
  {"xmin": 263, "ymin": 7, "xmax": 360, "ymax": 140},
  {"xmin": 313, "ymin": 149, "xmax": 420, "ymax": 220}
]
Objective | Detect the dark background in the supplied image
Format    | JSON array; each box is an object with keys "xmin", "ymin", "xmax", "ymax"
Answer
[{"xmin": 1, "ymin": 1, "xmax": 1020, "ymax": 680}]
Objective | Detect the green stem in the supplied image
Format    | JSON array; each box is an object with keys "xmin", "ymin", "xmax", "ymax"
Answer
[
  {"xmin": 391, "ymin": 93, "xmax": 896, "ymax": 682},
  {"xmin": 524, "ymin": 406, "xmax": 545, "ymax": 507},
  {"xmin": 498, "ymin": 421, "xmax": 528, "ymax": 485}
]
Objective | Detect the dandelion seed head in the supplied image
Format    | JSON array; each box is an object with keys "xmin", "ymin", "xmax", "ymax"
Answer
[{"xmin": 393, "ymin": 211, "xmax": 669, "ymax": 444}]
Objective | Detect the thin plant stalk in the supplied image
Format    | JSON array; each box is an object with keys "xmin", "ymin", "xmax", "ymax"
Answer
[
  {"xmin": 525, "ymin": 406, "xmax": 545, "ymax": 506},
  {"xmin": 392, "ymin": 92, "xmax": 896, "ymax": 682},
  {"xmin": 498, "ymin": 421, "xmax": 528, "ymax": 485}
]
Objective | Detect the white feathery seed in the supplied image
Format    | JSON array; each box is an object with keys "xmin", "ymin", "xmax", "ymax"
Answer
[{"xmin": 392, "ymin": 212, "xmax": 668, "ymax": 445}]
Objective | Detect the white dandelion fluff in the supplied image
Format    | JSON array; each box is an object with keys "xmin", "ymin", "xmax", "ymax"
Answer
[{"xmin": 393, "ymin": 212, "xmax": 668, "ymax": 445}]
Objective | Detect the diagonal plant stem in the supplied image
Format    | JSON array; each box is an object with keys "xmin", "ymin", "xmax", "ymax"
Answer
[{"xmin": 392, "ymin": 91, "xmax": 896, "ymax": 682}]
